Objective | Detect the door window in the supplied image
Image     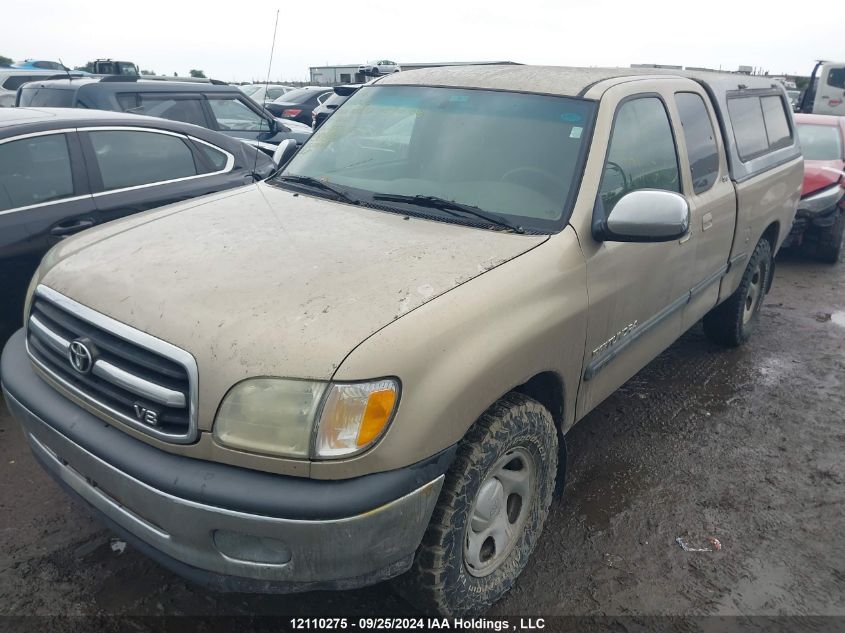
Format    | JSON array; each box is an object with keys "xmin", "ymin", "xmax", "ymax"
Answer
[
  {"xmin": 827, "ymin": 68, "xmax": 845, "ymax": 89},
  {"xmin": 0, "ymin": 133, "xmax": 74, "ymax": 211},
  {"xmin": 207, "ymin": 98, "xmax": 267, "ymax": 131},
  {"xmin": 88, "ymin": 130, "xmax": 198, "ymax": 191},
  {"xmin": 675, "ymin": 92, "xmax": 719, "ymax": 194},
  {"xmin": 599, "ymin": 97, "xmax": 680, "ymax": 213},
  {"xmin": 117, "ymin": 93, "xmax": 207, "ymax": 127}
]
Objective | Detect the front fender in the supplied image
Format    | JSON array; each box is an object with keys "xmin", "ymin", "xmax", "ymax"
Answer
[{"xmin": 310, "ymin": 227, "xmax": 589, "ymax": 480}]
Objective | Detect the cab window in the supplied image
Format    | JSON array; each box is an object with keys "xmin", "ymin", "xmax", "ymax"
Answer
[
  {"xmin": 675, "ymin": 92, "xmax": 719, "ymax": 194},
  {"xmin": 599, "ymin": 97, "xmax": 680, "ymax": 213},
  {"xmin": 0, "ymin": 133, "xmax": 75, "ymax": 211}
]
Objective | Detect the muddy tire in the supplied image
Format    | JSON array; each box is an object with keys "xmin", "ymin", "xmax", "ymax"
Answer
[
  {"xmin": 703, "ymin": 238, "xmax": 773, "ymax": 347},
  {"xmin": 801, "ymin": 211, "xmax": 844, "ymax": 264},
  {"xmin": 394, "ymin": 393, "xmax": 558, "ymax": 615}
]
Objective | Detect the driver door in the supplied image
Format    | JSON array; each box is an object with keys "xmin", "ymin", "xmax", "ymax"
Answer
[{"xmin": 574, "ymin": 83, "xmax": 699, "ymax": 418}]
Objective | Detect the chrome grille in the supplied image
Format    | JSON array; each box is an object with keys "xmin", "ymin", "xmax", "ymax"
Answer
[{"xmin": 26, "ymin": 285, "xmax": 198, "ymax": 443}]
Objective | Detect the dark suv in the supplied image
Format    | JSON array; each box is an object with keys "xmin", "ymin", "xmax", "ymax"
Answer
[{"xmin": 16, "ymin": 77, "xmax": 311, "ymax": 148}]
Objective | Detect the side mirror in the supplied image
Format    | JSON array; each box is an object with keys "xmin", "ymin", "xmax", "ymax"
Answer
[
  {"xmin": 601, "ymin": 190, "xmax": 690, "ymax": 242},
  {"xmin": 272, "ymin": 138, "xmax": 298, "ymax": 168}
]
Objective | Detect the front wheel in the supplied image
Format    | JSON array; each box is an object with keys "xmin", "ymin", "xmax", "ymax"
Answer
[
  {"xmin": 394, "ymin": 393, "xmax": 558, "ymax": 615},
  {"xmin": 703, "ymin": 238, "xmax": 773, "ymax": 346}
]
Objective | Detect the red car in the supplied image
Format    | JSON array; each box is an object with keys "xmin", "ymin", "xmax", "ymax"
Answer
[{"xmin": 785, "ymin": 113, "xmax": 845, "ymax": 262}]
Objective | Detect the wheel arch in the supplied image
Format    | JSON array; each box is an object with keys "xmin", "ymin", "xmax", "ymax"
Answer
[
  {"xmin": 760, "ymin": 221, "xmax": 780, "ymax": 292},
  {"xmin": 511, "ymin": 370, "xmax": 568, "ymax": 484}
]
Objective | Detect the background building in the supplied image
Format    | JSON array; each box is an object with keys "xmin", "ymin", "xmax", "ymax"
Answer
[{"xmin": 309, "ymin": 60, "xmax": 519, "ymax": 85}]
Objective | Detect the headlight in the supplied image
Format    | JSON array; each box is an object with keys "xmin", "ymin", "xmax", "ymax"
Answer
[
  {"xmin": 214, "ymin": 379, "xmax": 327, "ymax": 458},
  {"xmin": 213, "ymin": 377, "xmax": 399, "ymax": 459}
]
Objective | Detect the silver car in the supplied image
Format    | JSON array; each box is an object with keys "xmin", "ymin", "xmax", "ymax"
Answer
[{"xmin": 357, "ymin": 60, "xmax": 401, "ymax": 76}]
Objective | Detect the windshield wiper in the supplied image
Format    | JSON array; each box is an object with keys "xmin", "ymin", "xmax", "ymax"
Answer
[
  {"xmin": 371, "ymin": 193, "xmax": 525, "ymax": 234},
  {"xmin": 275, "ymin": 174, "xmax": 358, "ymax": 204}
]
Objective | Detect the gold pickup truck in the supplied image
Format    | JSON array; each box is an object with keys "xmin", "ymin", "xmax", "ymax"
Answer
[{"xmin": 2, "ymin": 65, "xmax": 802, "ymax": 615}]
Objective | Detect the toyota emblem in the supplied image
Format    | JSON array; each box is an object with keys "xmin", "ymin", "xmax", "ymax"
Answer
[{"xmin": 68, "ymin": 339, "xmax": 94, "ymax": 374}]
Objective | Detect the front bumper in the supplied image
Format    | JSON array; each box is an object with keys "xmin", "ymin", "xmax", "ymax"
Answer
[
  {"xmin": 783, "ymin": 190, "xmax": 844, "ymax": 248},
  {"xmin": 2, "ymin": 329, "xmax": 451, "ymax": 593}
]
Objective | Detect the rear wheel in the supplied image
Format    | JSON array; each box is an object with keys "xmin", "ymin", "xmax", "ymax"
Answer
[
  {"xmin": 801, "ymin": 211, "xmax": 844, "ymax": 264},
  {"xmin": 703, "ymin": 238, "xmax": 772, "ymax": 347},
  {"xmin": 394, "ymin": 393, "xmax": 558, "ymax": 615}
]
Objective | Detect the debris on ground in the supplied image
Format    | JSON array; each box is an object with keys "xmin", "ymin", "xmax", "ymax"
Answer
[
  {"xmin": 110, "ymin": 538, "xmax": 127, "ymax": 555},
  {"xmin": 676, "ymin": 536, "xmax": 722, "ymax": 552}
]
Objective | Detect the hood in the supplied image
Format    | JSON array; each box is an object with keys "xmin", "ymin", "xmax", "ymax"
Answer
[
  {"xmin": 41, "ymin": 184, "xmax": 546, "ymax": 423},
  {"xmin": 802, "ymin": 159, "xmax": 845, "ymax": 197}
]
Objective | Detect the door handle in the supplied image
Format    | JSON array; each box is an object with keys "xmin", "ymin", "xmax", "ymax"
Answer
[
  {"xmin": 702, "ymin": 212, "xmax": 713, "ymax": 231},
  {"xmin": 50, "ymin": 219, "xmax": 95, "ymax": 237}
]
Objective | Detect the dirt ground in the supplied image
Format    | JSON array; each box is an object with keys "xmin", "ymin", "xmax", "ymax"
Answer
[{"xmin": 0, "ymin": 253, "xmax": 843, "ymax": 625}]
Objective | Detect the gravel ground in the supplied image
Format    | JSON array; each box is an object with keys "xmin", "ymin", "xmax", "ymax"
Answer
[{"xmin": 0, "ymin": 254, "xmax": 843, "ymax": 625}]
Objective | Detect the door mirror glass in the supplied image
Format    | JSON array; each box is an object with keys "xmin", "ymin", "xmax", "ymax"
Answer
[
  {"xmin": 603, "ymin": 190, "xmax": 690, "ymax": 242},
  {"xmin": 272, "ymin": 138, "xmax": 298, "ymax": 167}
]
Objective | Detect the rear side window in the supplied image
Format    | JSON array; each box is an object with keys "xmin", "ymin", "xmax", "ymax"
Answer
[
  {"xmin": 727, "ymin": 97, "xmax": 769, "ymax": 160},
  {"xmin": 827, "ymin": 68, "xmax": 845, "ymax": 89},
  {"xmin": 88, "ymin": 130, "xmax": 198, "ymax": 191},
  {"xmin": 16, "ymin": 87, "xmax": 75, "ymax": 107},
  {"xmin": 0, "ymin": 134, "xmax": 74, "ymax": 211},
  {"xmin": 599, "ymin": 97, "xmax": 680, "ymax": 212},
  {"xmin": 196, "ymin": 142, "xmax": 229, "ymax": 171},
  {"xmin": 760, "ymin": 96, "xmax": 791, "ymax": 150},
  {"xmin": 117, "ymin": 93, "xmax": 207, "ymax": 127},
  {"xmin": 675, "ymin": 92, "xmax": 720, "ymax": 194},
  {"xmin": 728, "ymin": 94, "xmax": 793, "ymax": 161}
]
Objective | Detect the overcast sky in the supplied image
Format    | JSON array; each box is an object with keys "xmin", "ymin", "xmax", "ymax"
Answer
[{"xmin": 4, "ymin": 0, "xmax": 840, "ymax": 82}]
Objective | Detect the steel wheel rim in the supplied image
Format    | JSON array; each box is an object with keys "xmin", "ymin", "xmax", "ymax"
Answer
[
  {"xmin": 463, "ymin": 447, "xmax": 536, "ymax": 578},
  {"xmin": 742, "ymin": 260, "xmax": 765, "ymax": 325}
]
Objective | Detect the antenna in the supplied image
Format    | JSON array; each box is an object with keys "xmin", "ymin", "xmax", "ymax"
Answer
[
  {"xmin": 58, "ymin": 58, "xmax": 72, "ymax": 81},
  {"xmin": 253, "ymin": 9, "xmax": 280, "ymax": 179}
]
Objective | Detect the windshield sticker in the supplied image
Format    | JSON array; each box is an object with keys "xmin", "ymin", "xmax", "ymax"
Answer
[
  {"xmin": 561, "ymin": 112, "xmax": 583, "ymax": 122},
  {"xmin": 570, "ymin": 126, "xmax": 583, "ymax": 139}
]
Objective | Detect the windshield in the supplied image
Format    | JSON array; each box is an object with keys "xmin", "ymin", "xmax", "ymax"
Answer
[
  {"xmin": 797, "ymin": 123, "xmax": 843, "ymax": 161},
  {"xmin": 241, "ymin": 85, "xmax": 261, "ymax": 96},
  {"xmin": 275, "ymin": 85, "xmax": 595, "ymax": 232}
]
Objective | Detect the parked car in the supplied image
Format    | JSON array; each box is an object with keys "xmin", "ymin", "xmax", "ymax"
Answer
[
  {"xmin": 1, "ymin": 66, "xmax": 801, "ymax": 616},
  {"xmin": 782, "ymin": 113, "xmax": 845, "ymax": 262},
  {"xmin": 265, "ymin": 86, "xmax": 334, "ymax": 125},
  {"xmin": 311, "ymin": 84, "xmax": 360, "ymax": 129},
  {"xmin": 15, "ymin": 77, "xmax": 311, "ymax": 148},
  {"xmin": 798, "ymin": 61, "xmax": 845, "ymax": 115},
  {"xmin": 0, "ymin": 69, "xmax": 60, "ymax": 107},
  {"xmin": 239, "ymin": 83, "xmax": 294, "ymax": 104},
  {"xmin": 358, "ymin": 60, "xmax": 401, "ymax": 76},
  {"xmin": 9, "ymin": 60, "xmax": 69, "ymax": 71},
  {"xmin": 0, "ymin": 107, "xmax": 275, "ymax": 335}
]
